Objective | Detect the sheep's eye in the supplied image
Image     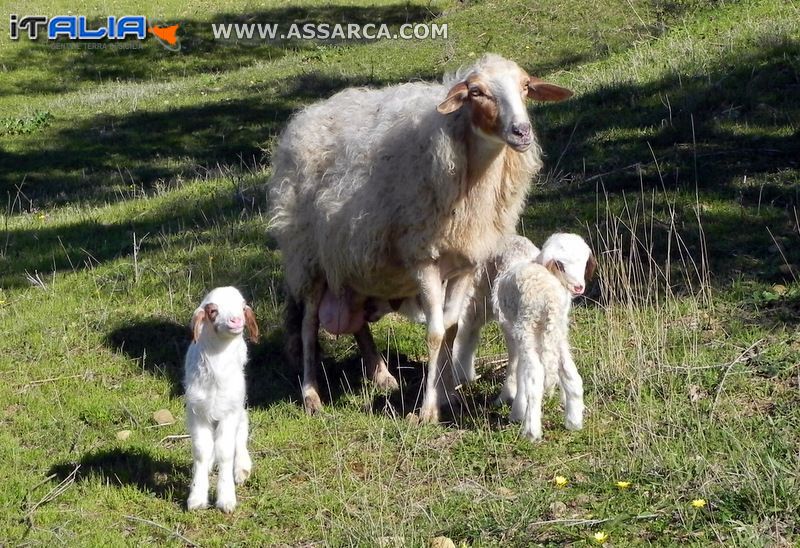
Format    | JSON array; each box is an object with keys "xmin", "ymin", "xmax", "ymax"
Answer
[{"xmin": 469, "ymin": 87, "xmax": 482, "ymax": 97}]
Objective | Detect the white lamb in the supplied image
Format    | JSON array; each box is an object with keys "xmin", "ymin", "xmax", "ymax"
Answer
[
  {"xmin": 184, "ymin": 286, "xmax": 259, "ymax": 512},
  {"xmin": 492, "ymin": 233, "xmax": 595, "ymax": 441}
]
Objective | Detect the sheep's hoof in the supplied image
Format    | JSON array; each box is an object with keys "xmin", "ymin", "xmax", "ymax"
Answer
[
  {"xmin": 373, "ymin": 370, "xmax": 399, "ymax": 391},
  {"xmin": 216, "ymin": 496, "xmax": 237, "ymax": 514},
  {"xmin": 417, "ymin": 406, "xmax": 440, "ymax": 425},
  {"xmin": 303, "ymin": 393, "xmax": 323, "ymax": 415}
]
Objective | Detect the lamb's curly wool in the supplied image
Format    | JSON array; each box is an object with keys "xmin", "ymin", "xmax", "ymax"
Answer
[
  {"xmin": 268, "ymin": 54, "xmax": 572, "ymax": 421},
  {"xmin": 492, "ymin": 233, "xmax": 594, "ymax": 441}
]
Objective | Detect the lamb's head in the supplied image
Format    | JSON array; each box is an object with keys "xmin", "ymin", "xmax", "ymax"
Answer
[
  {"xmin": 437, "ymin": 54, "xmax": 573, "ymax": 151},
  {"xmin": 191, "ymin": 286, "xmax": 259, "ymax": 343},
  {"xmin": 538, "ymin": 233, "xmax": 596, "ymax": 297}
]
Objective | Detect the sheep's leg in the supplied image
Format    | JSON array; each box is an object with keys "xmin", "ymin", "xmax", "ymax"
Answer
[
  {"xmin": 301, "ymin": 282, "xmax": 325, "ymax": 414},
  {"xmin": 558, "ymin": 341, "xmax": 584, "ymax": 431},
  {"xmin": 452, "ymin": 299, "xmax": 484, "ymax": 385},
  {"xmin": 354, "ymin": 324, "xmax": 399, "ymax": 391},
  {"xmin": 233, "ymin": 410, "xmax": 252, "ymax": 484},
  {"xmin": 214, "ymin": 414, "xmax": 240, "ymax": 513},
  {"xmin": 417, "ymin": 264, "xmax": 447, "ymax": 424},
  {"xmin": 518, "ymin": 340, "xmax": 545, "ymax": 441},
  {"xmin": 187, "ymin": 413, "xmax": 213, "ymax": 510},
  {"xmin": 497, "ymin": 322, "xmax": 519, "ymax": 407}
]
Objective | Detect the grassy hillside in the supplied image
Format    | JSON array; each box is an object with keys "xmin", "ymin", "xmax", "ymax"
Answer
[{"xmin": 1, "ymin": 0, "xmax": 798, "ymax": 545}]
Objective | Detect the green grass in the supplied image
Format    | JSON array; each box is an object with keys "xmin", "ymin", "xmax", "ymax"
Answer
[{"xmin": 1, "ymin": 0, "xmax": 799, "ymax": 545}]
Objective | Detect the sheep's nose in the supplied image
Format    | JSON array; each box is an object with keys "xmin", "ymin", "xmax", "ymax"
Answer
[
  {"xmin": 573, "ymin": 285, "xmax": 584, "ymax": 295},
  {"xmin": 511, "ymin": 122, "xmax": 531, "ymax": 138}
]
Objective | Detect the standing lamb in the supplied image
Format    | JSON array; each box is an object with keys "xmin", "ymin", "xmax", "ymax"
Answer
[
  {"xmin": 184, "ymin": 286, "xmax": 259, "ymax": 512},
  {"xmin": 492, "ymin": 233, "xmax": 595, "ymax": 441},
  {"xmin": 269, "ymin": 54, "xmax": 573, "ymax": 422},
  {"xmin": 450, "ymin": 234, "xmax": 541, "ymax": 387}
]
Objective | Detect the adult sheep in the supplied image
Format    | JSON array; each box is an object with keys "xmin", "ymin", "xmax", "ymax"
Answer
[{"xmin": 268, "ymin": 54, "xmax": 572, "ymax": 422}]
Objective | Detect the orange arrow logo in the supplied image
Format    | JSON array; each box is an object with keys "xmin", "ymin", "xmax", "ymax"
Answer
[{"xmin": 148, "ymin": 24, "xmax": 179, "ymax": 45}]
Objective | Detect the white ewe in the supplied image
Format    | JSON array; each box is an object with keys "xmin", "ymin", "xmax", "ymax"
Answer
[
  {"xmin": 184, "ymin": 286, "xmax": 259, "ymax": 512},
  {"xmin": 492, "ymin": 233, "xmax": 595, "ymax": 441},
  {"xmin": 268, "ymin": 54, "xmax": 573, "ymax": 422}
]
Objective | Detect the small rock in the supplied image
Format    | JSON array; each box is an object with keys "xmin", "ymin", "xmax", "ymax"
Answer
[
  {"xmin": 772, "ymin": 284, "xmax": 787, "ymax": 295},
  {"xmin": 116, "ymin": 430, "xmax": 132, "ymax": 441},
  {"xmin": 688, "ymin": 384, "xmax": 707, "ymax": 403},
  {"xmin": 496, "ymin": 486, "xmax": 517, "ymax": 499},
  {"xmin": 152, "ymin": 409, "xmax": 175, "ymax": 426},
  {"xmin": 429, "ymin": 537, "xmax": 456, "ymax": 548},
  {"xmin": 549, "ymin": 500, "xmax": 568, "ymax": 518},
  {"xmin": 377, "ymin": 536, "xmax": 405, "ymax": 547}
]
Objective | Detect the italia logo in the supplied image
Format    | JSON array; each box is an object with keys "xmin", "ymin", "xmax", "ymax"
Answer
[{"xmin": 8, "ymin": 15, "xmax": 181, "ymax": 51}]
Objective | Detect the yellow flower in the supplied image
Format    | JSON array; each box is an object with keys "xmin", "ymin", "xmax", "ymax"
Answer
[
  {"xmin": 691, "ymin": 498, "xmax": 707, "ymax": 508},
  {"xmin": 615, "ymin": 481, "xmax": 631, "ymax": 489},
  {"xmin": 593, "ymin": 530, "xmax": 608, "ymax": 543},
  {"xmin": 554, "ymin": 475, "xmax": 568, "ymax": 488}
]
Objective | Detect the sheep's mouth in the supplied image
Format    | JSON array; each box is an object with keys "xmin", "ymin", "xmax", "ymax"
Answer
[{"xmin": 506, "ymin": 135, "xmax": 532, "ymax": 151}]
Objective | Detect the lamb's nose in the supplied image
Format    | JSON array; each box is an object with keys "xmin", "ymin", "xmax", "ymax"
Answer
[
  {"xmin": 573, "ymin": 285, "xmax": 584, "ymax": 295},
  {"xmin": 511, "ymin": 122, "xmax": 531, "ymax": 138},
  {"xmin": 228, "ymin": 317, "xmax": 244, "ymax": 328}
]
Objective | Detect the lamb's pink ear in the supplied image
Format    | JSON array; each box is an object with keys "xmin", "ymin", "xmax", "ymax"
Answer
[
  {"xmin": 190, "ymin": 309, "xmax": 205, "ymax": 342},
  {"xmin": 585, "ymin": 253, "xmax": 597, "ymax": 281},
  {"xmin": 244, "ymin": 305, "xmax": 259, "ymax": 342},
  {"xmin": 527, "ymin": 77, "xmax": 573, "ymax": 102},
  {"xmin": 437, "ymin": 82, "xmax": 469, "ymax": 114}
]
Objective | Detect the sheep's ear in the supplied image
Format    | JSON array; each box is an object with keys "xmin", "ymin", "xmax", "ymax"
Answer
[
  {"xmin": 244, "ymin": 305, "xmax": 259, "ymax": 342},
  {"xmin": 437, "ymin": 82, "xmax": 468, "ymax": 114},
  {"xmin": 190, "ymin": 309, "xmax": 205, "ymax": 342},
  {"xmin": 585, "ymin": 253, "xmax": 597, "ymax": 281},
  {"xmin": 527, "ymin": 77, "xmax": 573, "ymax": 102}
]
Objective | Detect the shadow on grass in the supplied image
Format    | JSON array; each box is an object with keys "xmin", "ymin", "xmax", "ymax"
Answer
[
  {"xmin": 49, "ymin": 447, "xmax": 188, "ymax": 501},
  {"xmin": 107, "ymin": 319, "xmax": 189, "ymax": 397}
]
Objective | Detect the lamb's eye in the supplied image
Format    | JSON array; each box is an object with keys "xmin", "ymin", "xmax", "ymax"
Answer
[
  {"xmin": 469, "ymin": 87, "xmax": 482, "ymax": 97},
  {"xmin": 555, "ymin": 261, "xmax": 565, "ymax": 272}
]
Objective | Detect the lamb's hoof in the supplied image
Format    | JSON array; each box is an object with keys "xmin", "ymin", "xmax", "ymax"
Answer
[
  {"xmin": 493, "ymin": 393, "xmax": 512, "ymax": 408},
  {"xmin": 216, "ymin": 496, "xmax": 237, "ymax": 514},
  {"xmin": 187, "ymin": 495, "xmax": 208, "ymax": 511},
  {"xmin": 521, "ymin": 428, "xmax": 543, "ymax": 442},
  {"xmin": 234, "ymin": 465, "xmax": 251, "ymax": 484},
  {"xmin": 417, "ymin": 405, "xmax": 440, "ymax": 425},
  {"xmin": 303, "ymin": 393, "xmax": 323, "ymax": 415},
  {"xmin": 565, "ymin": 418, "xmax": 583, "ymax": 431},
  {"xmin": 373, "ymin": 369, "xmax": 399, "ymax": 391},
  {"xmin": 508, "ymin": 407, "xmax": 524, "ymax": 423}
]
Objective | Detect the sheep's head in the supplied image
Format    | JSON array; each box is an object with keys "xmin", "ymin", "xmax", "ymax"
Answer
[
  {"xmin": 437, "ymin": 54, "xmax": 573, "ymax": 151},
  {"xmin": 539, "ymin": 233, "xmax": 596, "ymax": 296},
  {"xmin": 191, "ymin": 286, "xmax": 259, "ymax": 342}
]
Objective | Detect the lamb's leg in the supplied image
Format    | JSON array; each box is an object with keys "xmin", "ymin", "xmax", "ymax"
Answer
[
  {"xmin": 233, "ymin": 410, "xmax": 252, "ymax": 484},
  {"xmin": 558, "ymin": 340, "xmax": 584, "ymax": 431},
  {"xmin": 417, "ymin": 263, "xmax": 447, "ymax": 424},
  {"xmin": 301, "ymin": 282, "xmax": 325, "ymax": 414},
  {"xmin": 214, "ymin": 414, "xmax": 240, "ymax": 513},
  {"xmin": 498, "ymin": 322, "xmax": 519, "ymax": 407},
  {"xmin": 354, "ymin": 324, "xmax": 399, "ymax": 390},
  {"xmin": 452, "ymin": 299, "xmax": 484, "ymax": 385},
  {"xmin": 518, "ymin": 341, "xmax": 545, "ymax": 442},
  {"xmin": 187, "ymin": 413, "xmax": 213, "ymax": 510}
]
